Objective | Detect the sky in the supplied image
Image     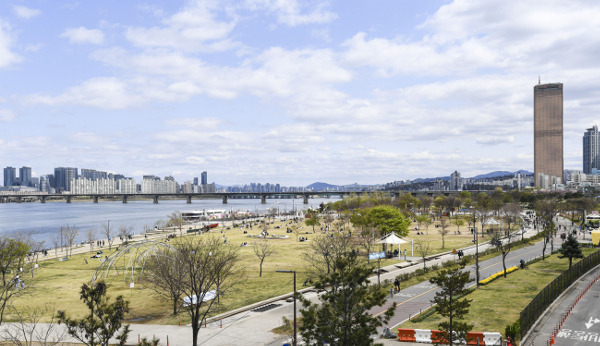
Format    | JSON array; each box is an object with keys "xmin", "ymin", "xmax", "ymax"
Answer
[{"xmin": 1, "ymin": 0, "xmax": 600, "ymax": 186}]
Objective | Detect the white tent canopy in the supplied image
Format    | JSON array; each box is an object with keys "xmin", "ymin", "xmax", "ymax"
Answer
[
  {"xmin": 484, "ymin": 217, "xmax": 502, "ymax": 226},
  {"xmin": 377, "ymin": 233, "xmax": 408, "ymax": 258},
  {"xmin": 377, "ymin": 232, "xmax": 408, "ymax": 245}
]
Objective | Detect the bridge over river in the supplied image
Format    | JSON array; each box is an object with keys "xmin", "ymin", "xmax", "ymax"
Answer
[{"xmin": 0, "ymin": 189, "xmax": 482, "ymax": 204}]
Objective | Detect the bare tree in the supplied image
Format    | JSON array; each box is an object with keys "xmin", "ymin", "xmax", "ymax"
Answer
[
  {"xmin": 50, "ymin": 232, "xmax": 60, "ymax": 257},
  {"xmin": 438, "ymin": 219, "xmax": 451, "ymax": 249},
  {"xmin": 62, "ymin": 225, "xmax": 78, "ymax": 258},
  {"xmin": 167, "ymin": 211, "xmax": 185, "ymax": 236},
  {"xmin": 2, "ymin": 304, "xmax": 66, "ymax": 345},
  {"xmin": 85, "ymin": 228, "xmax": 96, "ymax": 250},
  {"xmin": 322, "ymin": 214, "xmax": 335, "ymax": 232},
  {"xmin": 302, "ymin": 233, "xmax": 355, "ymax": 277},
  {"xmin": 501, "ymin": 203, "xmax": 522, "ymax": 238},
  {"xmin": 102, "ymin": 221, "xmax": 115, "ymax": 250},
  {"xmin": 118, "ymin": 225, "xmax": 134, "ymax": 244},
  {"xmin": 142, "ymin": 246, "xmax": 186, "ymax": 315},
  {"xmin": 535, "ymin": 199, "xmax": 557, "ymax": 260},
  {"xmin": 491, "ymin": 230, "xmax": 512, "ymax": 278},
  {"xmin": 253, "ymin": 240, "xmax": 274, "ymax": 277},
  {"xmin": 415, "ymin": 239, "xmax": 431, "ymax": 270},
  {"xmin": 169, "ymin": 237, "xmax": 242, "ymax": 346}
]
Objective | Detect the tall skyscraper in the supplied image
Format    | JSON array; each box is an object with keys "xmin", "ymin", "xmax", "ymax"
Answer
[
  {"xmin": 54, "ymin": 167, "xmax": 78, "ymax": 192},
  {"xmin": 583, "ymin": 125, "xmax": 600, "ymax": 174},
  {"xmin": 534, "ymin": 82, "xmax": 564, "ymax": 188},
  {"xmin": 450, "ymin": 171, "xmax": 462, "ymax": 190},
  {"xmin": 19, "ymin": 166, "xmax": 32, "ymax": 187},
  {"xmin": 201, "ymin": 171, "xmax": 208, "ymax": 185},
  {"xmin": 3, "ymin": 167, "xmax": 16, "ymax": 187}
]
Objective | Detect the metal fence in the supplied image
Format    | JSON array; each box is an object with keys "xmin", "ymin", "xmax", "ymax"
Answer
[{"xmin": 520, "ymin": 249, "xmax": 600, "ymax": 338}]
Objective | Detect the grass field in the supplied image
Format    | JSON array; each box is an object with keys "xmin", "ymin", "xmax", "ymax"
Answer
[
  {"xmin": 6, "ymin": 216, "xmax": 491, "ymax": 325},
  {"xmin": 398, "ymin": 248, "xmax": 598, "ymax": 336}
]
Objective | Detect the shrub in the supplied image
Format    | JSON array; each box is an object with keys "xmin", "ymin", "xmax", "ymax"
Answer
[
  {"xmin": 479, "ymin": 266, "xmax": 519, "ymax": 285},
  {"xmin": 504, "ymin": 319, "xmax": 520, "ymax": 342}
]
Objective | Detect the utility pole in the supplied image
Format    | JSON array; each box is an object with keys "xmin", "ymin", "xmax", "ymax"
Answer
[{"xmin": 277, "ymin": 270, "xmax": 297, "ymax": 346}]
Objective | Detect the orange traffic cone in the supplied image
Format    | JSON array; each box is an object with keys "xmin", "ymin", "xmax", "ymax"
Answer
[{"xmin": 551, "ymin": 335, "xmax": 555, "ymax": 344}]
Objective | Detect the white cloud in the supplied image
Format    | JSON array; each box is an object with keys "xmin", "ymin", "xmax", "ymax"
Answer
[
  {"xmin": 61, "ymin": 27, "xmax": 105, "ymax": 45},
  {"xmin": 244, "ymin": 0, "xmax": 337, "ymax": 26},
  {"xmin": 28, "ymin": 77, "xmax": 140, "ymax": 109},
  {"xmin": 13, "ymin": 5, "xmax": 41, "ymax": 19},
  {"xmin": 0, "ymin": 109, "xmax": 15, "ymax": 122},
  {"xmin": 165, "ymin": 117, "xmax": 223, "ymax": 130},
  {"xmin": 475, "ymin": 136, "xmax": 515, "ymax": 145},
  {"xmin": 125, "ymin": 1, "xmax": 237, "ymax": 52},
  {"xmin": 0, "ymin": 21, "xmax": 22, "ymax": 68}
]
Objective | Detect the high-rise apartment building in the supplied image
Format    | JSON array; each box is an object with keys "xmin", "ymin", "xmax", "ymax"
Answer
[
  {"xmin": 3, "ymin": 167, "xmax": 16, "ymax": 187},
  {"xmin": 534, "ymin": 82, "xmax": 564, "ymax": 188},
  {"xmin": 19, "ymin": 166, "xmax": 32, "ymax": 187},
  {"xmin": 450, "ymin": 171, "xmax": 462, "ymax": 190},
  {"xmin": 54, "ymin": 167, "xmax": 78, "ymax": 192},
  {"xmin": 583, "ymin": 125, "xmax": 600, "ymax": 174}
]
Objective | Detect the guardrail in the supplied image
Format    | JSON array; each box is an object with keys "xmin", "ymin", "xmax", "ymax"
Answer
[{"xmin": 520, "ymin": 249, "xmax": 600, "ymax": 339}]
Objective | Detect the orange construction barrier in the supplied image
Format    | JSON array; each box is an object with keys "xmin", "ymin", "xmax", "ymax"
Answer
[
  {"xmin": 397, "ymin": 329, "xmax": 417, "ymax": 342},
  {"xmin": 431, "ymin": 330, "xmax": 446, "ymax": 344},
  {"xmin": 466, "ymin": 332, "xmax": 486, "ymax": 345}
]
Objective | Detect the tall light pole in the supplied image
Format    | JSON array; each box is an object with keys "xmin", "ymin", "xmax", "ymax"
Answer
[
  {"xmin": 473, "ymin": 211, "xmax": 480, "ymax": 287},
  {"xmin": 277, "ymin": 270, "xmax": 297, "ymax": 346}
]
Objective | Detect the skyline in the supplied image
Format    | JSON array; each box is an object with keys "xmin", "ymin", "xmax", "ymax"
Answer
[{"xmin": 2, "ymin": 1, "xmax": 600, "ymax": 186}]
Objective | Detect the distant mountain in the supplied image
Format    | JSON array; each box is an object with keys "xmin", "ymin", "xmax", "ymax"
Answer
[
  {"xmin": 471, "ymin": 170, "xmax": 532, "ymax": 179},
  {"xmin": 306, "ymin": 182, "xmax": 340, "ymax": 190}
]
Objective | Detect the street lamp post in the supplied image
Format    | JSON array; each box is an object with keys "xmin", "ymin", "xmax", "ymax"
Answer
[
  {"xmin": 277, "ymin": 270, "xmax": 297, "ymax": 346},
  {"xmin": 473, "ymin": 212, "xmax": 480, "ymax": 287}
]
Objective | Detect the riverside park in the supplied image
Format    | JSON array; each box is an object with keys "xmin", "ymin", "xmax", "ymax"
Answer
[{"xmin": 2, "ymin": 191, "xmax": 599, "ymax": 345}]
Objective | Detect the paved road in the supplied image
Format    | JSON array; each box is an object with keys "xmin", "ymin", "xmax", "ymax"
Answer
[
  {"xmin": 371, "ymin": 224, "xmax": 560, "ymax": 332},
  {"xmin": 523, "ymin": 266, "xmax": 600, "ymax": 346}
]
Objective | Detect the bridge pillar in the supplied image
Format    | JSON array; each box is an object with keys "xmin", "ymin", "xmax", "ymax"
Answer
[
  {"xmin": 66, "ymin": 196, "xmax": 72, "ymax": 203},
  {"xmin": 122, "ymin": 195, "xmax": 128, "ymax": 204},
  {"xmin": 187, "ymin": 195, "xmax": 192, "ymax": 204},
  {"xmin": 17, "ymin": 196, "xmax": 22, "ymax": 203},
  {"xmin": 261, "ymin": 195, "xmax": 267, "ymax": 204},
  {"xmin": 303, "ymin": 195, "xmax": 309, "ymax": 204},
  {"xmin": 40, "ymin": 196, "xmax": 46, "ymax": 203},
  {"xmin": 222, "ymin": 196, "xmax": 228, "ymax": 204},
  {"xmin": 93, "ymin": 196, "xmax": 99, "ymax": 203},
  {"xmin": 153, "ymin": 195, "xmax": 159, "ymax": 204}
]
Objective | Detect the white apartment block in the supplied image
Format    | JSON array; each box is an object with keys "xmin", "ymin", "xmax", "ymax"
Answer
[
  {"xmin": 141, "ymin": 178, "xmax": 178, "ymax": 194},
  {"xmin": 118, "ymin": 178, "xmax": 137, "ymax": 194}
]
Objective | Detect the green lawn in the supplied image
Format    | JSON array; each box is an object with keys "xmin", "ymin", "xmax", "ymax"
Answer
[
  {"xmin": 6, "ymin": 216, "xmax": 508, "ymax": 325},
  {"xmin": 398, "ymin": 248, "xmax": 597, "ymax": 336}
]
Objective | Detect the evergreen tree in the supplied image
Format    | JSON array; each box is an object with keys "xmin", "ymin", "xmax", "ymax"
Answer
[
  {"xmin": 57, "ymin": 281, "xmax": 130, "ymax": 346},
  {"xmin": 299, "ymin": 252, "xmax": 395, "ymax": 345},
  {"xmin": 429, "ymin": 268, "xmax": 473, "ymax": 346},
  {"xmin": 558, "ymin": 233, "xmax": 584, "ymax": 267}
]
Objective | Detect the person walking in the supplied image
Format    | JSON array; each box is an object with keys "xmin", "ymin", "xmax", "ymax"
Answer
[{"xmin": 394, "ymin": 278, "xmax": 400, "ymax": 293}]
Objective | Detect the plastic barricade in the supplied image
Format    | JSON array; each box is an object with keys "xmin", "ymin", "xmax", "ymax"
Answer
[
  {"xmin": 483, "ymin": 332, "xmax": 502, "ymax": 345},
  {"xmin": 431, "ymin": 330, "xmax": 446, "ymax": 344},
  {"xmin": 467, "ymin": 332, "xmax": 486, "ymax": 345},
  {"xmin": 397, "ymin": 329, "xmax": 417, "ymax": 342},
  {"xmin": 414, "ymin": 329, "xmax": 433, "ymax": 343}
]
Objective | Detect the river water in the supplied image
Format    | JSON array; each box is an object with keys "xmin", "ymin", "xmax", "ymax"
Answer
[{"xmin": 0, "ymin": 197, "xmax": 339, "ymax": 245}]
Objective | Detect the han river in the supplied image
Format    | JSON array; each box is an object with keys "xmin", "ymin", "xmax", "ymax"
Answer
[{"xmin": 0, "ymin": 197, "xmax": 340, "ymax": 245}]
